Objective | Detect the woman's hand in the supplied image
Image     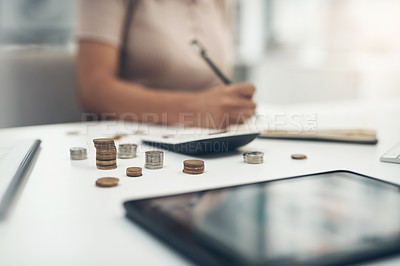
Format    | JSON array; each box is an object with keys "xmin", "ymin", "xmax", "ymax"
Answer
[{"xmin": 193, "ymin": 82, "xmax": 257, "ymax": 129}]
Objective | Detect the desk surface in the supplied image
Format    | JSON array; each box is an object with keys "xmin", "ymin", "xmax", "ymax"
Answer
[{"xmin": 0, "ymin": 101, "xmax": 400, "ymax": 266}]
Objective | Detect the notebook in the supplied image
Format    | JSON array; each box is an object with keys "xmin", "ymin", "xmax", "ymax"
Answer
[{"xmin": 0, "ymin": 139, "xmax": 41, "ymax": 219}]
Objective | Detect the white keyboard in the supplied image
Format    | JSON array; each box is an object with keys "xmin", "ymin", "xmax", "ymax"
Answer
[{"xmin": 380, "ymin": 143, "xmax": 400, "ymax": 164}]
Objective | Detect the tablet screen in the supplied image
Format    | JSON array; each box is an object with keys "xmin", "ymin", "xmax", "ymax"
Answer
[{"xmin": 124, "ymin": 171, "xmax": 400, "ymax": 265}]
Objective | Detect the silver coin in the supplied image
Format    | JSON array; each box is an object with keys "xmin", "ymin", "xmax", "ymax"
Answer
[
  {"xmin": 145, "ymin": 164, "xmax": 163, "ymax": 170},
  {"xmin": 118, "ymin": 143, "xmax": 137, "ymax": 159},
  {"xmin": 243, "ymin": 151, "xmax": 264, "ymax": 164},
  {"xmin": 145, "ymin": 150, "xmax": 164, "ymax": 169},
  {"xmin": 70, "ymin": 147, "xmax": 87, "ymax": 160},
  {"xmin": 146, "ymin": 150, "xmax": 163, "ymax": 155}
]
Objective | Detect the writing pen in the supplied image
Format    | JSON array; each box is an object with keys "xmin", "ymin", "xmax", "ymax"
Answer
[{"xmin": 191, "ymin": 39, "xmax": 232, "ymax": 84}]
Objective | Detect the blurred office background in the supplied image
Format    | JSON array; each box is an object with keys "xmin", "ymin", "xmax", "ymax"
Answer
[{"xmin": 0, "ymin": 0, "xmax": 399, "ymax": 128}]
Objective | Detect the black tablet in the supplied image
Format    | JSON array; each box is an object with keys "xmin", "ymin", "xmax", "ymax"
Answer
[{"xmin": 123, "ymin": 171, "xmax": 400, "ymax": 266}]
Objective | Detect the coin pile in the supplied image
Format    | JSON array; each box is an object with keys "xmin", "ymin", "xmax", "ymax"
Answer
[
  {"xmin": 243, "ymin": 151, "xmax": 264, "ymax": 164},
  {"xmin": 145, "ymin": 150, "xmax": 164, "ymax": 169},
  {"xmin": 93, "ymin": 138, "xmax": 117, "ymax": 170},
  {"xmin": 95, "ymin": 177, "xmax": 119, "ymax": 188},
  {"xmin": 126, "ymin": 167, "xmax": 142, "ymax": 177},
  {"xmin": 70, "ymin": 147, "xmax": 87, "ymax": 160},
  {"xmin": 118, "ymin": 143, "xmax": 137, "ymax": 159},
  {"xmin": 183, "ymin": 160, "xmax": 205, "ymax": 175}
]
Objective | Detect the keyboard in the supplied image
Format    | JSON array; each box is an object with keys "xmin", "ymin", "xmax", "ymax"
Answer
[{"xmin": 380, "ymin": 143, "xmax": 400, "ymax": 164}]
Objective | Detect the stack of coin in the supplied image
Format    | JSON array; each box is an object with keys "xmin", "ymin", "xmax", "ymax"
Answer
[
  {"xmin": 118, "ymin": 144, "xmax": 137, "ymax": 159},
  {"xmin": 93, "ymin": 138, "xmax": 117, "ymax": 170},
  {"xmin": 145, "ymin": 150, "xmax": 164, "ymax": 169},
  {"xmin": 243, "ymin": 151, "xmax": 264, "ymax": 164},
  {"xmin": 126, "ymin": 167, "xmax": 142, "ymax": 177},
  {"xmin": 70, "ymin": 147, "xmax": 87, "ymax": 160},
  {"xmin": 183, "ymin": 160, "xmax": 205, "ymax": 175}
]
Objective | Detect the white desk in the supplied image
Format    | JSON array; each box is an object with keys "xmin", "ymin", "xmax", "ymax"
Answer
[{"xmin": 0, "ymin": 100, "xmax": 400, "ymax": 266}]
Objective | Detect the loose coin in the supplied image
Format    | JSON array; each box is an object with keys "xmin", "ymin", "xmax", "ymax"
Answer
[
  {"xmin": 291, "ymin": 154, "xmax": 307, "ymax": 160},
  {"xmin": 126, "ymin": 167, "xmax": 143, "ymax": 177},
  {"xmin": 95, "ymin": 177, "xmax": 119, "ymax": 188}
]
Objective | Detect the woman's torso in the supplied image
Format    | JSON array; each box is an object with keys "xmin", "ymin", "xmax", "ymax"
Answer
[{"xmin": 120, "ymin": 0, "xmax": 234, "ymax": 91}]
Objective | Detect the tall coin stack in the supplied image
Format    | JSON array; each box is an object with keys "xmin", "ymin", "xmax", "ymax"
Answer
[
  {"xmin": 243, "ymin": 151, "xmax": 264, "ymax": 164},
  {"xmin": 118, "ymin": 144, "xmax": 137, "ymax": 159},
  {"xmin": 93, "ymin": 138, "xmax": 117, "ymax": 170},
  {"xmin": 145, "ymin": 150, "xmax": 164, "ymax": 169}
]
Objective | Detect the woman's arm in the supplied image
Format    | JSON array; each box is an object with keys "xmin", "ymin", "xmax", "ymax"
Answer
[{"xmin": 78, "ymin": 41, "xmax": 256, "ymax": 128}]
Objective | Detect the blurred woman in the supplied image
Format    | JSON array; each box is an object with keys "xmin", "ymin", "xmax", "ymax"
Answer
[{"xmin": 77, "ymin": 0, "xmax": 256, "ymax": 128}]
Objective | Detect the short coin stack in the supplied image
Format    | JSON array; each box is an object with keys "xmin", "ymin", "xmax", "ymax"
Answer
[
  {"xmin": 93, "ymin": 138, "xmax": 117, "ymax": 170},
  {"xmin": 126, "ymin": 167, "xmax": 142, "ymax": 177},
  {"xmin": 183, "ymin": 160, "xmax": 205, "ymax": 175},
  {"xmin": 70, "ymin": 147, "xmax": 87, "ymax": 160},
  {"xmin": 145, "ymin": 150, "xmax": 164, "ymax": 169},
  {"xmin": 118, "ymin": 143, "xmax": 137, "ymax": 159},
  {"xmin": 243, "ymin": 151, "xmax": 264, "ymax": 164}
]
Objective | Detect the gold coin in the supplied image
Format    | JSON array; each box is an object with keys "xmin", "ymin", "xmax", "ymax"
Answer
[
  {"xmin": 96, "ymin": 154, "xmax": 117, "ymax": 160},
  {"xmin": 95, "ymin": 146, "xmax": 116, "ymax": 152},
  {"xmin": 96, "ymin": 160, "xmax": 117, "ymax": 166},
  {"xmin": 93, "ymin": 138, "xmax": 114, "ymax": 144},
  {"xmin": 96, "ymin": 150, "xmax": 117, "ymax": 156},
  {"xmin": 183, "ymin": 160, "xmax": 204, "ymax": 168},
  {"xmin": 96, "ymin": 165, "xmax": 117, "ymax": 170},
  {"xmin": 291, "ymin": 154, "xmax": 307, "ymax": 160},
  {"xmin": 96, "ymin": 177, "xmax": 119, "ymax": 187},
  {"xmin": 126, "ymin": 167, "xmax": 143, "ymax": 177},
  {"xmin": 183, "ymin": 169, "xmax": 204, "ymax": 175}
]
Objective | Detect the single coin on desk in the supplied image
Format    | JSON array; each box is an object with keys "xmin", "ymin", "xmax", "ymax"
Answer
[
  {"xmin": 96, "ymin": 177, "xmax": 119, "ymax": 188},
  {"xmin": 291, "ymin": 154, "xmax": 307, "ymax": 160}
]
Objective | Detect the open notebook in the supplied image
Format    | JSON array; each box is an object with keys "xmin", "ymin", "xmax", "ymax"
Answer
[
  {"xmin": 259, "ymin": 128, "xmax": 377, "ymax": 144},
  {"xmin": 0, "ymin": 139, "xmax": 41, "ymax": 219},
  {"xmin": 227, "ymin": 105, "xmax": 378, "ymax": 145}
]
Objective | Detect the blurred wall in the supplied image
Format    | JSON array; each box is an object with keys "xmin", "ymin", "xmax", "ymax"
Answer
[
  {"xmin": 0, "ymin": 48, "xmax": 81, "ymax": 128},
  {"xmin": 0, "ymin": 0, "xmax": 80, "ymax": 128},
  {"xmin": 249, "ymin": 0, "xmax": 400, "ymax": 103}
]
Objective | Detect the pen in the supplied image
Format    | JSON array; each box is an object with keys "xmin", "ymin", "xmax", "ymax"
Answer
[{"xmin": 191, "ymin": 39, "xmax": 232, "ymax": 84}]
